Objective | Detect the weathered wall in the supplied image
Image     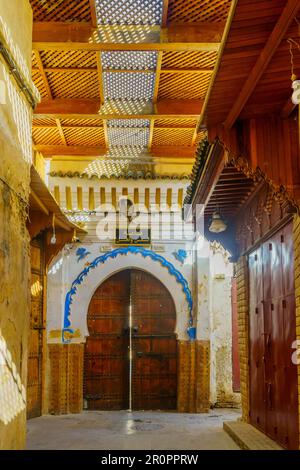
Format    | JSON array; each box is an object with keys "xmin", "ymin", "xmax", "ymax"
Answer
[
  {"xmin": 210, "ymin": 270, "xmax": 240, "ymax": 407},
  {"xmin": 0, "ymin": 0, "xmax": 33, "ymax": 449},
  {"xmin": 196, "ymin": 240, "xmax": 240, "ymax": 408}
]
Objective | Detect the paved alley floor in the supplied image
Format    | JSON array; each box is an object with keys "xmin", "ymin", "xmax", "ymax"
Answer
[{"xmin": 26, "ymin": 409, "xmax": 241, "ymax": 450}]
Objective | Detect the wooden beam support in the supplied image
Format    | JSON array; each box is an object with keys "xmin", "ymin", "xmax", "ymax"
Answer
[
  {"xmin": 89, "ymin": 0, "xmax": 98, "ymax": 28},
  {"xmin": 35, "ymin": 98, "xmax": 101, "ymax": 116},
  {"xmin": 32, "ymin": 22, "xmax": 95, "ymax": 43},
  {"xmin": 148, "ymin": 120, "xmax": 155, "ymax": 151},
  {"xmin": 55, "ymin": 118, "xmax": 67, "ymax": 145},
  {"xmin": 167, "ymin": 22, "xmax": 224, "ymax": 44},
  {"xmin": 33, "ymin": 41, "xmax": 220, "ymax": 52},
  {"xmin": 33, "ymin": 49, "xmax": 53, "ymax": 99},
  {"xmin": 225, "ymin": 0, "xmax": 300, "ymax": 129},
  {"xmin": 30, "ymin": 190, "xmax": 49, "ymax": 216},
  {"xmin": 34, "ymin": 98, "xmax": 203, "ymax": 119},
  {"xmin": 162, "ymin": 0, "xmax": 169, "ymax": 28},
  {"xmin": 27, "ymin": 212, "xmax": 52, "ymax": 239},
  {"xmin": 103, "ymin": 119, "xmax": 109, "ymax": 148},
  {"xmin": 153, "ymin": 51, "xmax": 163, "ymax": 104},
  {"xmin": 96, "ymin": 52, "xmax": 105, "ymax": 105},
  {"xmin": 281, "ymin": 96, "xmax": 297, "ymax": 119},
  {"xmin": 35, "ymin": 145, "xmax": 107, "ymax": 156},
  {"xmin": 33, "ymin": 125, "xmax": 197, "ymax": 131},
  {"xmin": 35, "ymin": 144, "xmax": 195, "ymax": 159},
  {"xmin": 32, "ymin": 67, "xmax": 214, "ymax": 74},
  {"xmin": 33, "ymin": 22, "xmax": 223, "ymax": 47},
  {"xmin": 45, "ymin": 230, "xmax": 75, "ymax": 267}
]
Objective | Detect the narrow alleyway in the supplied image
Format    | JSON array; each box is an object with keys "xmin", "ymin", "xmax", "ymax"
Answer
[
  {"xmin": 26, "ymin": 410, "xmax": 240, "ymax": 450},
  {"xmin": 1, "ymin": 0, "xmax": 300, "ymax": 454}
]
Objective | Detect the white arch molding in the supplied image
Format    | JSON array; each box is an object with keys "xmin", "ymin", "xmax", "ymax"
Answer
[{"xmin": 67, "ymin": 251, "xmax": 190, "ymax": 342}]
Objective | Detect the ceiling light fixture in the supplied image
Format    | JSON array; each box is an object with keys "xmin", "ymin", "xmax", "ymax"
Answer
[{"xmin": 208, "ymin": 210, "xmax": 227, "ymax": 233}]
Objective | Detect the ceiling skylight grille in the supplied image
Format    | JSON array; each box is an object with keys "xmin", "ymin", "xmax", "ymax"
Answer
[
  {"xmin": 108, "ymin": 119, "xmax": 150, "ymax": 128},
  {"xmin": 95, "ymin": 0, "xmax": 163, "ymax": 26},
  {"xmin": 103, "ymin": 72, "xmax": 156, "ymax": 100},
  {"xmin": 101, "ymin": 51, "xmax": 158, "ymax": 70},
  {"xmin": 108, "ymin": 128, "xmax": 150, "ymax": 147}
]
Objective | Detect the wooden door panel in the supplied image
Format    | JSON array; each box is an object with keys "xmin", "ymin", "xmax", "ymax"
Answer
[
  {"xmin": 27, "ymin": 239, "xmax": 44, "ymax": 419},
  {"xmin": 249, "ymin": 248, "xmax": 266, "ymax": 431},
  {"xmin": 84, "ymin": 271, "xmax": 130, "ymax": 410},
  {"xmin": 87, "ymin": 318, "xmax": 126, "ymax": 335},
  {"xmin": 88, "ymin": 299, "xmax": 125, "ymax": 315},
  {"xmin": 131, "ymin": 270, "xmax": 177, "ymax": 410},
  {"xmin": 84, "ymin": 269, "xmax": 177, "ymax": 411},
  {"xmin": 249, "ymin": 222, "xmax": 299, "ymax": 449},
  {"xmin": 282, "ymin": 223, "xmax": 294, "ymax": 296}
]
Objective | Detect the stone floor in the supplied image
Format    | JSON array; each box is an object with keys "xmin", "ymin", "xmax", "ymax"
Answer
[{"xmin": 27, "ymin": 409, "xmax": 241, "ymax": 450}]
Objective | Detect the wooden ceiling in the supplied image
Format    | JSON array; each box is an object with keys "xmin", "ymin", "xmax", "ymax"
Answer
[
  {"xmin": 206, "ymin": 0, "xmax": 300, "ymax": 127},
  {"xmin": 30, "ymin": 0, "xmax": 234, "ymax": 171}
]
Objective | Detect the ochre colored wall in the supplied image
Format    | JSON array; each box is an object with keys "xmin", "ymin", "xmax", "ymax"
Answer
[
  {"xmin": 235, "ymin": 256, "xmax": 250, "ymax": 423},
  {"xmin": 0, "ymin": 0, "xmax": 33, "ymax": 450},
  {"xmin": 177, "ymin": 340, "xmax": 210, "ymax": 413}
]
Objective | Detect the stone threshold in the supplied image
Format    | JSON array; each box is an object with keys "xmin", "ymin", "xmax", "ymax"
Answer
[{"xmin": 223, "ymin": 421, "xmax": 283, "ymax": 450}]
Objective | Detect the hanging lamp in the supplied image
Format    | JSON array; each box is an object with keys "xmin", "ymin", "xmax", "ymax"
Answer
[{"xmin": 208, "ymin": 210, "xmax": 227, "ymax": 233}]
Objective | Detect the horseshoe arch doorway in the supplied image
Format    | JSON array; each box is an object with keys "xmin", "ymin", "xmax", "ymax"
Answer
[{"xmin": 83, "ymin": 269, "xmax": 177, "ymax": 410}]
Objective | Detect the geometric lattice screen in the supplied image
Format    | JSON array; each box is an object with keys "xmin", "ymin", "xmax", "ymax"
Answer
[{"xmin": 95, "ymin": 0, "xmax": 163, "ymax": 25}]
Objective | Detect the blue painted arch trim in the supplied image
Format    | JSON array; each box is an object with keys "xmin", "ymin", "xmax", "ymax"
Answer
[{"xmin": 63, "ymin": 246, "xmax": 193, "ymax": 343}]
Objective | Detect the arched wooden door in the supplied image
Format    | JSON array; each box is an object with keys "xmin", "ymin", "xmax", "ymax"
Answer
[{"xmin": 84, "ymin": 269, "xmax": 177, "ymax": 410}]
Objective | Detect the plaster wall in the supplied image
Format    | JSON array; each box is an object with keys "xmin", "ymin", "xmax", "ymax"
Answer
[
  {"xmin": 0, "ymin": 0, "xmax": 33, "ymax": 450},
  {"xmin": 209, "ymin": 251, "xmax": 241, "ymax": 408}
]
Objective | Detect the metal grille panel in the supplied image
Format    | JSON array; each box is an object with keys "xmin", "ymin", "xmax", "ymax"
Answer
[
  {"xmin": 95, "ymin": 0, "xmax": 163, "ymax": 25},
  {"xmin": 103, "ymin": 72, "xmax": 156, "ymax": 100},
  {"xmin": 108, "ymin": 119, "xmax": 150, "ymax": 128},
  {"xmin": 101, "ymin": 51, "xmax": 157, "ymax": 70},
  {"xmin": 108, "ymin": 128, "xmax": 150, "ymax": 147}
]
